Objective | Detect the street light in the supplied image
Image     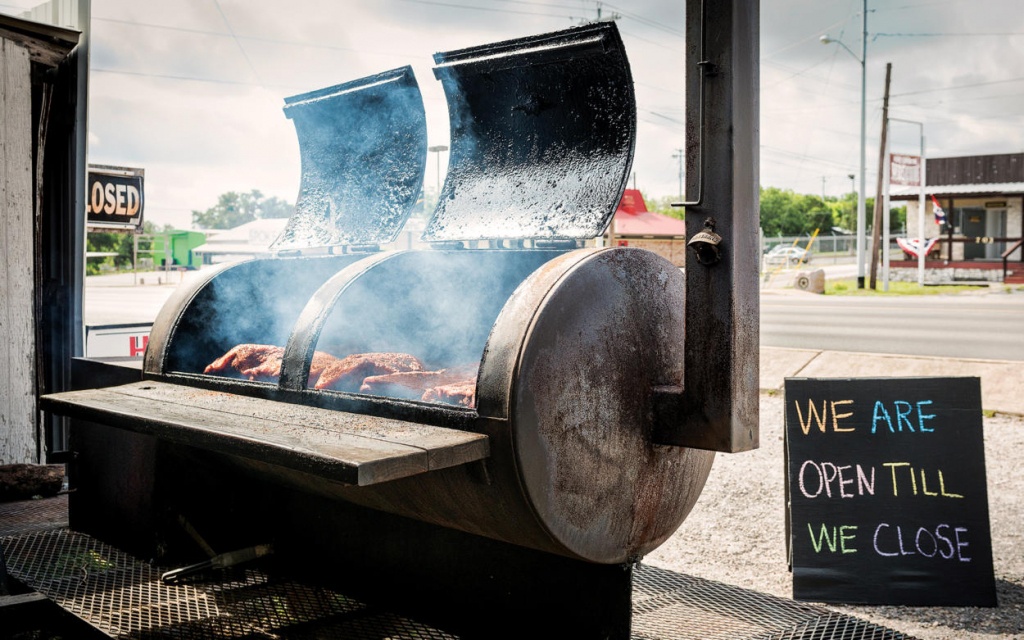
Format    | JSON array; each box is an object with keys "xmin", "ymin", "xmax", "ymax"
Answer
[
  {"xmin": 822, "ymin": 0, "xmax": 868, "ymax": 288},
  {"xmin": 428, "ymin": 144, "xmax": 448, "ymax": 203}
]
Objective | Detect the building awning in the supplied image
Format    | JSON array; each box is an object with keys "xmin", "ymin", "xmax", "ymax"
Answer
[
  {"xmin": 891, "ymin": 182, "xmax": 1024, "ymax": 200},
  {"xmin": 612, "ymin": 189, "xmax": 687, "ymax": 238}
]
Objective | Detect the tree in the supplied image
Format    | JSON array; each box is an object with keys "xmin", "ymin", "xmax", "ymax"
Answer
[
  {"xmin": 85, "ymin": 220, "xmax": 159, "ymax": 275},
  {"xmin": 759, "ymin": 187, "xmax": 832, "ymax": 236},
  {"xmin": 645, "ymin": 194, "xmax": 685, "ymax": 221},
  {"xmin": 191, "ymin": 190, "xmax": 295, "ymax": 229},
  {"xmin": 259, "ymin": 195, "xmax": 294, "ymax": 219}
]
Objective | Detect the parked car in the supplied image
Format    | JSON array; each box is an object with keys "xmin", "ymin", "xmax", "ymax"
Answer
[{"xmin": 764, "ymin": 246, "xmax": 812, "ymax": 266}]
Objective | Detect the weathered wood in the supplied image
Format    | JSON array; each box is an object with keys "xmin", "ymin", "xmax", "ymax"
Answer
[
  {"xmin": 0, "ymin": 464, "xmax": 64, "ymax": 502},
  {"xmin": 41, "ymin": 381, "xmax": 489, "ymax": 486},
  {"xmin": 0, "ymin": 37, "xmax": 37, "ymax": 465},
  {"xmin": 0, "ymin": 592, "xmax": 51, "ymax": 623},
  {"xmin": 0, "ymin": 14, "xmax": 79, "ymax": 68}
]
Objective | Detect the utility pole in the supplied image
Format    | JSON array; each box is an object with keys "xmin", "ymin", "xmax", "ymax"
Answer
[
  {"xmin": 572, "ymin": 1, "xmax": 621, "ymax": 25},
  {"xmin": 672, "ymin": 148, "xmax": 684, "ymax": 200},
  {"xmin": 869, "ymin": 62, "xmax": 892, "ymax": 290}
]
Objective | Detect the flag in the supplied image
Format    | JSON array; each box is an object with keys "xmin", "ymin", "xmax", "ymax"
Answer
[{"xmin": 930, "ymin": 194, "xmax": 947, "ymax": 226}]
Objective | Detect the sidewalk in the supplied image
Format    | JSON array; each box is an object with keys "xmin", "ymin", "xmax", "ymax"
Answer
[{"xmin": 761, "ymin": 346, "xmax": 1024, "ymax": 416}]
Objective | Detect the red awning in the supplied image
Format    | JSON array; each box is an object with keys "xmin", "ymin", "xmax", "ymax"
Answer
[{"xmin": 612, "ymin": 189, "xmax": 686, "ymax": 237}]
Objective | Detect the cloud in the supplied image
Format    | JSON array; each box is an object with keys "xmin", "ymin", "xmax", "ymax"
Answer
[{"xmin": 8, "ymin": 0, "xmax": 1023, "ymax": 226}]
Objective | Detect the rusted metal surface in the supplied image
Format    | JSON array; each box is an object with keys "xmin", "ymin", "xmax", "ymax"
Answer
[
  {"xmin": 510, "ymin": 248, "xmax": 713, "ymax": 563},
  {"xmin": 655, "ymin": 0, "xmax": 760, "ymax": 453},
  {"xmin": 425, "ymin": 22, "xmax": 635, "ymax": 242},
  {"xmin": 291, "ymin": 248, "xmax": 712, "ymax": 564}
]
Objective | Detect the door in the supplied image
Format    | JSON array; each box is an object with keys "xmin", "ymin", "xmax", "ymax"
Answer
[
  {"xmin": 986, "ymin": 208, "xmax": 1007, "ymax": 260},
  {"xmin": 959, "ymin": 207, "xmax": 986, "ymax": 259}
]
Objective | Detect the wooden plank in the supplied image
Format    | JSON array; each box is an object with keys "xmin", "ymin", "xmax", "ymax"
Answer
[
  {"xmin": 0, "ymin": 38, "xmax": 36, "ymax": 465},
  {"xmin": 41, "ymin": 382, "xmax": 488, "ymax": 487},
  {"xmin": 0, "ymin": 592, "xmax": 52, "ymax": 626}
]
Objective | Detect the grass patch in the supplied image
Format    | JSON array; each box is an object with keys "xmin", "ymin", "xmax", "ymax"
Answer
[{"xmin": 826, "ymin": 279, "xmax": 989, "ymax": 296}]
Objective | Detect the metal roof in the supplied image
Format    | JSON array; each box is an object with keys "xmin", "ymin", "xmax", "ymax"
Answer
[{"xmin": 891, "ymin": 182, "xmax": 1024, "ymax": 199}]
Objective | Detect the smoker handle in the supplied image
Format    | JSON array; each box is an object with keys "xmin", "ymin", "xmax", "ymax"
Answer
[{"xmin": 161, "ymin": 544, "xmax": 274, "ymax": 584}]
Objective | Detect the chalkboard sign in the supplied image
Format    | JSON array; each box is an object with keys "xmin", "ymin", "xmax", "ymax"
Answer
[{"xmin": 785, "ymin": 377, "xmax": 996, "ymax": 607}]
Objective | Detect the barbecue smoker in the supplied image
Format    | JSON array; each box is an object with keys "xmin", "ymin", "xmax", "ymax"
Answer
[{"xmin": 44, "ymin": 13, "xmax": 759, "ymax": 640}]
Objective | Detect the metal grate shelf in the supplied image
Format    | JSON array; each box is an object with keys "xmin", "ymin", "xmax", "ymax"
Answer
[{"xmin": 0, "ymin": 498, "xmax": 917, "ymax": 640}]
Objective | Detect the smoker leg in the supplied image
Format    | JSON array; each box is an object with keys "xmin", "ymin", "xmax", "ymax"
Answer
[
  {"xmin": 276, "ymin": 492, "xmax": 635, "ymax": 640},
  {"xmin": 152, "ymin": 457, "xmax": 634, "ymax": 639},
  {"xmin": 67, "ymin": 420, "xmax": 159, "ymax": 559}
]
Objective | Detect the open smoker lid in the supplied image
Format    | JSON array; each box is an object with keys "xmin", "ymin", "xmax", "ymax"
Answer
[
  {"xmin": 423, "ymin": 21, "xmax": 636, "ymax": 242},
  {"xmin": 271, "ymin": 66, "xmax": 427, "ymax": 252}
]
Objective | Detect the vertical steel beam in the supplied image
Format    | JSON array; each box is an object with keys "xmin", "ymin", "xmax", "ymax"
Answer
[{"xmin": 656, "ymin": 0, "xmax": 759, "ymax": 452}]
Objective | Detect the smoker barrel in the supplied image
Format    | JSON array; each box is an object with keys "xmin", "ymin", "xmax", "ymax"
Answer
[
  {"xmin": 42, "ymin": 21, "xmax": 721, "ymax": 567},
  {"xmin": 308, "ymin": 246, "xmax": 714, "ymax": 564}
]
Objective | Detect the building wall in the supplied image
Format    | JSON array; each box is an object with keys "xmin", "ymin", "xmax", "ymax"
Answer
[
  {"xmin": 905, "ymin": 196, "xmax": 1022, "ymax": 261},
  {"xmin": 614, "ymin": 238, "xmax": 688, "ymax": 267},
  {"xmin": 1, "ymin": 38, "xmax": 38, "ymax": 464}
]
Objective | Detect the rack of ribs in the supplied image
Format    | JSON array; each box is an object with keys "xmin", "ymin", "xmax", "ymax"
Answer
[
  {"xmin": 420, "ymin": 380, "xmax": 476, "ymax": 408},
  {"xmin": 204, "ymin": 346, "xmax": 476, "ymax": 407},
  {"xmin": 360, "ymin": 365, "xmax": 478, "ymax": 407},
  {"xmin": 313, "ymin": 352, "xmax": 424, "ymax": 393},
  {"xmin": 204, "ymin": 344, "xmax": 339, "ymax": 386}
]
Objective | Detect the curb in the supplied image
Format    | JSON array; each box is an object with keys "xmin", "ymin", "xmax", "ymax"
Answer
[{"xmin": 759, "ymin": 346, "xmax": 1024, "ymax": 417}]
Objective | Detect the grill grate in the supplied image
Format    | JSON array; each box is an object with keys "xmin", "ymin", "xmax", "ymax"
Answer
[
  {"xmin": 759, "ymin": 613, "xmax": 917, "ymax": 640},
  {"xmin": 0, "ymin": 494, "xmax": 69, "ymax": 537},
  {"xmin": 631, "ymin": 566, "xmax": 916, "ymax": 640},
  {"xmin": 1, "ymin": 529, "xmax": 455, "ymax": 639},
  {"xmin": 0, "ymin": 499, "xmax": 917, "ymax": 640}
]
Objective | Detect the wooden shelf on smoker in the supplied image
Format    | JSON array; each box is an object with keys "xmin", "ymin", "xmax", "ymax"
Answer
[{"xmin": 41, "ymin": 381, "xmax": 489, "ymax": 487}]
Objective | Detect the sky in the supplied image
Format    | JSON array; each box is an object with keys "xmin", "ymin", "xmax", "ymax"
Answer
[{"xmin": 3, "ymin": 0, "xmax": 1024, "ymax": 230}]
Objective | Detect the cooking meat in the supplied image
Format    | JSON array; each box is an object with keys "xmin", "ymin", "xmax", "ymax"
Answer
[
  {"xmin": 360, "ymin": 365, "xmax": 477, "ymax": 403},
  {"xmin": 314, "ymin": 352, "xmax": 424, "ymax": 392},
  {"xmin": 204, "ymin": 344, "xmax": 284, "ymax": 380},
  {"xmin": 421, "ymin": 380, "xmax": 476, "ymax": 408},
  {"xmin": 204, "ymin": 344, "xmax": 339, "ymax": 386},
  {"xmin": 239, "ymin": 349, "xmax": 340, "ymax": 386}
]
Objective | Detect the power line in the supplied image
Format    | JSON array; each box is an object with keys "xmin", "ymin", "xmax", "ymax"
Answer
[
  {"xmin": 91, "ymin": 66, "xmax": 269, "ymax": 87},
  {"xmin": 761, "ymin": 144, "xmax": 862, "ymax": 172},
  {"xmin": 392, "ymin": 0, "xmax": 570, "ymax": 20},
  {"xmin": 211, "ymin": 0, "xmax": 263, "ymax": 86},
  {"xmin": 601, "ymin": 2, "xmax": 684, "ymax": 37},
  {"xmin": 874, "ymin": 31, "xmax": 1024, "ymax": 38},
  {"xmin": 889, "ymin": 75, "xmax": 1024, "ymax": 98},
  {"xmin": 92, "ymin": 16, "xmax": 412, "ymax": 59}
]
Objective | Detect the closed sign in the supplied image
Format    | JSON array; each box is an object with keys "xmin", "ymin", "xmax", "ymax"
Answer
[{"xmin": 86, "ymin": 170, "xmax": 145, "ymax": 229}]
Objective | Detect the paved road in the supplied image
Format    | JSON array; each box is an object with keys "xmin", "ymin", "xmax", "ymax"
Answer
[{"xmin": 761, "ymin": 286, "xmax": 1024, "ymax": 361}]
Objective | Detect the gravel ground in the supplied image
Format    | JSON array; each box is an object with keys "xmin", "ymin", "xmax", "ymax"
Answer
[{"xmin": 644, "ymin": 392, "xmax": 1024, "ymax": 640}]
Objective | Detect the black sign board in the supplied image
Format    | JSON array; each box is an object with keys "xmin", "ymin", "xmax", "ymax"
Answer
[
  {"xmin": 785, "ymin": 377, "xmax": 996, "ymax": 607},
  {"xmin": 86, "ymin": 168, "xmax": 144, "ymax": 230}
]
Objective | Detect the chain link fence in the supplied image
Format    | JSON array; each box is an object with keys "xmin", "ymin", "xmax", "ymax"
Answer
[{"xmin": 760, "ymin": 231, "xmax": 906, "ymax": 266}]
